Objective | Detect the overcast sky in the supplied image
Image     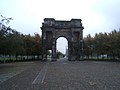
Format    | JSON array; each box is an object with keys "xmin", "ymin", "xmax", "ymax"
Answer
[{"xmin": 0, "ymin": 0, "xmax": 120, "ymax": 54}]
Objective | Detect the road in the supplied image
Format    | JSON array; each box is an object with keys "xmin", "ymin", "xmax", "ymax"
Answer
[{"xmin": 0, "ymin": 59, "xmax": 120, "ymax": 90}]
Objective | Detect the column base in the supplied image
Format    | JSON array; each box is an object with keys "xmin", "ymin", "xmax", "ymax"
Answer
[
  {"xmin": 51, "ymin": 57, "xmax": 57, "ymax": 61},
  {"xmin": 42, "ymin": 58, "xmax": 47, "ymax": 61}
]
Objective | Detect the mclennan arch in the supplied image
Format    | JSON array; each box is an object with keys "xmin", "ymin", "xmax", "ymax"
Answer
[{"xmin": 41, "ymin": 18, "xmax": 84, "ymax": 61}]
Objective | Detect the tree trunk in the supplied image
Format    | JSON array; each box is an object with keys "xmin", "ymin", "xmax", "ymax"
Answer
[
  {"xmin": 97, "ymin": 54, "xmax": 99, "ymax": 59},
  {"xmin": 9, "ymin": 54, "xmax": 11, "ymax": 61},
  {"xmin": 15, "ymin": 54, "xmax": 18, "ymax": 61}
]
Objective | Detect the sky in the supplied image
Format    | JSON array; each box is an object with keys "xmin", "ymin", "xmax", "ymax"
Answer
[{"xmin": 0, "ymin": 0, "xmax": 120, "ymax": 54}]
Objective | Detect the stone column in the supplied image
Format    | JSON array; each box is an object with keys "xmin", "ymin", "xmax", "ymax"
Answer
[
  {"xmin": 68, "ymin": 41, "xmax": 71, "ymax": 61},
  {"xmin": 80, "ymin": 29, "xmax": 84, "ymax": 60},
  {"xmin": 70, "ymin": 29, "xmax": 75, "ymax": 61},
  {"xmin": 42, "ymin": 32, "xmax": 47, "ymax": 61},
  {"xmin": 70, "ymin": 40, "xmax": 75, "ymax": 61},
  {"xmin": 52, "ymin": 40, "xmax": 57, "ymax": 61}
]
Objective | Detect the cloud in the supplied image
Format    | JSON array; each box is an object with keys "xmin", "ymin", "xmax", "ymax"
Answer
[
  {"xmin": 94, "ymin": 0, "xmax": 120, "ymax": 26},
  {"xmin": 1, "ymin": 0, "xmax": 120, "ymax": 36}
]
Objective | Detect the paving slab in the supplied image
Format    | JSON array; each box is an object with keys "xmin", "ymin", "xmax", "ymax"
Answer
[{"xmin": 0, "ymin": 59, "xmax": 120, "ymax": 90}]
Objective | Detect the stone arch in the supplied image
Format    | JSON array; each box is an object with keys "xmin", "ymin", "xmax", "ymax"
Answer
[
  {"xmin": 41, "ymin": 18, "xmax": 84, "ymax": 61},
  {"xmin": 55, "ymin": 35, "xmax": 70, "ymax": 42},
  {"xmin": 56, "ymin": 36, "xmax": 68, "ymax": 58}
]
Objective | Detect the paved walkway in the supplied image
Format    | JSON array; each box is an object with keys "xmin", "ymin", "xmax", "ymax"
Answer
[{"xmin": 0, "ymin": 59, "xmax": 120, "ymax": 90}]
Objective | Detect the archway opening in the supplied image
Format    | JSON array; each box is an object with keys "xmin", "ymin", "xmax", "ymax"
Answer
[
  {"xmin": 56, "ymin": 37, "xmax": 68, "ymax": 60},
  {"xmin": 47, "ymin": 50, "xmax": 52, "ymax": 61}
]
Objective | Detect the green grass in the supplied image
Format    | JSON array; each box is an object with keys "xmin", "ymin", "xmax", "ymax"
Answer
[{"xmin": 0, "ymin": 57, "xmax": 16, "ymax": 61}]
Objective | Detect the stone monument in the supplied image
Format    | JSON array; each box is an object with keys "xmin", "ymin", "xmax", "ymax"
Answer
[{"xmin": 41, "ymin": 18, "xmax": 84, "ymax": 61}]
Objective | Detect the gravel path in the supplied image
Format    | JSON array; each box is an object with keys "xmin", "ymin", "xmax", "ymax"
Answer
[{"xmin": 0, "ymin": 59, "xmax": 120, "ymax": 90}]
